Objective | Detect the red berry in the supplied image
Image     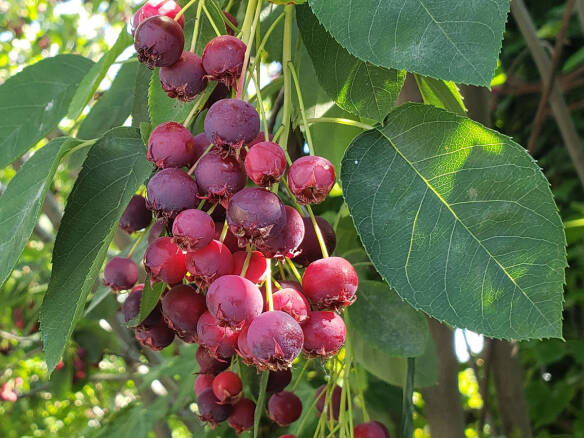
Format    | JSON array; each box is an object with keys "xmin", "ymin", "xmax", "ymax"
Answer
[
  {"xmin": 194, "ymin": 150, "xmax": 247, "ymax": 206},
  {"xmin": 272, "ymin": 288, "xmax": 310, "ymax": 325},
  {"xmin": 193, "ymin": 133, "xmax": 212, "ymax": 158},
  {"xmin": 231, "ymin": 251, "xmax": 267, "ymax": 283},
  {"xmin": 354, "ymin": 421, "xmax": 391, "ymax": 438},
  {"xmin": 196, "ymin": 311, "xmax": 239, "ymax": 359},
  {"xmin": 278, "ymin": 280, "xmax": 303, "ymax": 292},
  {"xmin": 246, "ymin": 311, "xmax": 304, "ymax": 371},
  {"xmin": 315, "ymin": 384, "xmax": 346, "ymax": 421},
  {"xmin": 204, "ymin": 82, "xmax": 231, "ymax": 109},
  {"xmin": 279, "ymin": 435, "xmax": 297, "ymax": 438},
  {"xmin": 195, "ymin": 374, "xmax": 214, "ymax": 396},
  {"xmin": 144, "ymin": 236, "xmax": 187, "ymax": 284},
  {"xmin": 122, "ymin": 285, "xmax": 163, "ymax": 328},
  {"xmin": 235, "ymin": 321, "xmax": 254, "ymax": 365},
  {"xmin": 212, "ymin": 371, "xmax": 242, "ymax": 404},
  {"xmin": 244, "ymin": 141, "xmax": 287, "ymax": 187},
  {"xmin": 287, "ymin": 156, "xmax": 336, "ymax": 204},
  {"xmin": 223, "ymin": 11, "xmax": 238, "ymax": 36},
  {"xmin": 254, "ymin": 205, "xmax": 304, "ymax": 259},
  {"xmin": 302, "ymin": 311, "xmax": 346, "ymax": 358},
  {"xmin": 196, "ymin": 346, "xmax": 229, "ymax": 375},
  {"xmin": 185, "ymin": 240, "xmax": 233, "ymax": 287},
  {"xmin": 197, "ymin": 388, "xmax": 233, "ymax": 426},
  {"xmin": 227, "ymin": 398, "xmax": 255, "ymax": 434},
  {"xmin": 134, "ymin": 16, "xmax": 184, "ymax": 69},
  {"xmin": 132, "ymin": 0, "xmax": 185, "ymax": 34},
  {"xmin": 202, "ymin": 36, "xmax": 246, "ymax": 88},
  {"xmin": 103, "ymin": 257, "xmax": 138, "ymax": 291},
  {"xmin": 172, "ymin": 209, "xmax": 215, "ymax": 251},
  {"xmin": 293, "ymin": 216, "xmax": 336, "ymax": 266},
  {"xmin": 206, "ymin": 275, "xmax": 263, "ymax": 328},
  {"xmin": 119, "ymin": 195, "xmax": 152, "ymax": 233},
  {"xmin": 159, "ymin": 51, "xmax": 206, "ymax": 101},
  {"xmin": 214, "ymin": 221, "xmax": 240, "ymax": 253},
  {"xmin": 302, "ymin": 257, "xmax": 358, "ymax": 310},
  {"xmin": 135, "ymin": 321, "xmax": 175, "ymax": 350},
  {"xmin": 161, "ymin": 284, "xmax": 206, "ymax": 342},
  {"xmin": 267, "ymin": 369, "xmax": 292, "ymax": 393},
  {"xmin": 147, "ymin": 122, "xmax": 198, "ymax": 169},
  {"xmin": 267, "ymin": 391, "xmax": 302, "ymax": 426},
  {"xmin": 204, "ymin": 99, "xmax": 260, "ymax": 151},
  {"xmin": 147, "ymin": 168, "xmax": 198, "ymax": 218},
  {"xmin": 148, "ymin": 220, "xmax": 167, "ymax": 244}
]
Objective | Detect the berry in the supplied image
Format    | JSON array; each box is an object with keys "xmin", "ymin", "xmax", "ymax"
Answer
[
  {"xmin": 122, "ymin": 285, "xmax": 163, "ymax": 328},
  {"xmin": 315, "ymin": 385, "xmax": 346, "ymax": 421},
  {"xmin": 185, "ymin": 240, "xmax": 233, "ymax": 287},
  {"xmin": 214, "ymin": 221, "xmax": 240, "ymax": 253},
  {"xmin": 196, "ymin": 346, "xmax": 229, "ymax": 375},
  {"xmin": 279, "ymin": 436, "xmax": 297, "ymax": 438},
  {"xmin": 134, "ymin": 16, "xmax": 184, "ymax": 69},
  {"xmin": 267, "ymin": 391, "xmax": 302, "ymax": 426},
  {"xmin": 278, "ymin": 280, "xmax": 303, "ymax": 292},
  {"xmin": 253, "ymin": 205, "xmax": 304, "ymax": 259},
  {"xmin": 354, "ymin": 421, "xmax": 391, "ymax": 438},
  {"xmin": 196, "ymin": 311, "xmax": 238, "ymax": 359},
  {"xmin": 159, "ymin": 51, "xmax": 206, "ymax": 101},
  {"xmin": 161, "ymin": 284, "xmax": 206, "ymax": 342},
  {"xmin": 202, "ymin": 36, "xmax": 246, "ymax": 88},
  {"xmin": 206, "ymin": 275, "xmax": 263, "ymax": 328},
  {"xmin": 302, "ymin": 257, "xmax": 358, "ymax": 310},
  {"xmin": 223, "ymin": 11, "xmax": 238, "ymax": 36},
  {"xmin": 171, "ymin": 209, "xmax": 214, "ymax": 251},
  {"xmin": 287, "ymin": 156, "xmax": 336, "ymax": 204},
  {"xmin": 267, "ymin": 369, "xmax": 292, "ymax": 393},
  {"xmin": 204, "ymin": 99, "xmax": 260, "ymax": 150},
  {"xmin": 147, "ymin": 122, "xmax": 198, "ymax": 168},
  {"xmin": 119, "ymin": 195, "xmax": 152, "ymax": 233},
  {"xmin": 103, "ymin": 257, "xmax": 138, "ymax": 291},
  {"xmin": 235, "ymin": 321, "xmax": 254, "ymax": 365},
  {"xmin": 148, "ymin": 220, "xmax": 167, "ymax": 244},
  {"xmin": 272, "ymin": 288, "xmax": 310, "ymax": 325},
  {"xmin": 147, "ymin": 168, "xmax": 198, "ymax": 218},
  {"xmin": 193, "ymin": 133, "xmax": 212, "ymax": 159},
  {"xmin": 132, "ymin": 0, "xmax": 185, "ymax": 34},
  {"xmin": 212, "ymin": 371, "xmax": 242, "ymax": 404},
  {"xmin": 227, "ymin": 398, "xmax": 255, "ymax": 434},
  {"xmin": 248, "ymin": 132, "xmax": 274, "ymax": 147},
  {"xmin": 194, "ymin": 150, "xmax": 247, "ymax": 205},
  {"xmin": 195, "ymin": 374, "xmax": 214, "ymax": 396},
  {"xmin": 232, "ymin": 250, "xmax": 267, "ymax": 283},
  {"xmin": 302, "ymin": 311, "xmax": 346, "ymax": 358},
  {"xmin": 293, "ymin": 216, "xmax": 336, "ymax": 267},
  {"xmin": 197, "ymin": 388, "xmax": 233, "ymax": 426},
  {"xmin": 244, "ymin": 141, "xmax": 287, "ymax": 186},
  {"xmin": 204, "ymin": 82, "xmax": 231, "ymax": 109},
  {"xmin": 144, "ymin": 237, "xmax": 187, "ymax": 284},
  {"xmin": 246, "ymin": 311, "xmax": 304, "ymax": 370},
  {"xmin": 135, "ymin": 321, "xmax": 175, "ymax": 350}
]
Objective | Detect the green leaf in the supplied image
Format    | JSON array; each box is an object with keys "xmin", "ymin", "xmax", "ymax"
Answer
[
  {"xmin": 414, "ymin": 74, "xmax": 466, "ymax": 115},
  {"xmin": 0, "ymin": 54, "xmax": 93, "ymax": 169},
  {"xmin": 0, "ymin": 137, "xmax": 82, "ymax": 287},
  {"xmin": 341, "ymin": 103, "xmax": 566, "ymax": 340},
  {"xmin": 132, "ymin": 64, "xmax": 153, "ymax": 128},
  {"xmin": 127, "ymin": 280, "xmax": 166, "ymax": 327},
  {"xmin": 40, "ymin": 127, "xmax": 153, "ymax": 372},
  {"xmin": 307, "ymin": 0, "xmax": 509, "ymax": 86},
  {"xmin": 148, "ymin": 69, "xmax": 196, "ymax": 126},
  {"xmin": 296, "ymin": 5, "xmax": 405, "ymax": 123},
  {"xmin": 68, "ymin": 29, "xmax": 133, "ymax": 120}
]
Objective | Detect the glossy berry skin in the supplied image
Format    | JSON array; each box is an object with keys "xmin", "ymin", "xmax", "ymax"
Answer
[
  {"xmin": 354, "ymin": 421, "xmax": 391, "ymax": 438},
  {"xmin": 196, "ymin": 346, "xmax": 229, "ymax": 375},
  {"xmin": 103, "ymin": 257, "xmax": 138, "ymax": 291},
  {"xmin": 207, "ymin": 275, "xmax": 263, "ymax": 328},
  {"xmin": 148, "ymin": 220, "xmax": 167, "ymax": 244},
  {"xmin": 135, "ymin": 321, "xmax": 175, "ymax": 350},
  {"xmin": 212, "ymin": 371, "xmax": 242, "ymax": 404},
  {"xmin": 254, "ymin": 205, "xmax": 304, "ymax": 259},
  {"xmin": 302, "ymin": 311, "xmax": 346, "ymax": 358},
  {"xmin": 194, "ymin": 150, "xmax": 247, "ymax": 205},
  {"xmin": 244, "ymin": 141, "xmax": 287, "ymax": 187},
  {"xmin": 147, "ymin": 122, "xmax": 197, "ymax": 169},
  {"xmin": 246, "ymin": 311, "xmax": 304, "ymax": 371},
  {"xmin": 147, "ymin": 168, "xmax": 198, "ymax": 218},
  {"xmin": 195, "ymin": 374, "xmax": 214, "ymax": 396},
  {"xmin": 197, "ymin": 388, "xmax": 233, "ymax": 427},
  {"xmin": 134, "ymin": 16, "xmax": 184, "ymax": 69},
  {"xmin": 161, "ymin": 284, "xmax": 206, "ymax": 342},
  {"xmin": 172, "ymin": 209, "xmax": 215, "ymax": 251},
  {"xmin": 202, "ymin": 36, "xmax": 246, "ymax": 88},
  {"xmin": 159, "ymin": 51, "xmax": 206, "ymax": 101},
  {"xmin": 144, "ymin": 237, "xmax": 187, "ymax": 284},
  {"xmin": 287, "ymin": 156, "xmax": 336, "ymax": 205},
  {"xmin": 122, "ymin": 285, "xmax": 163, "ymax": 328},
  {"xmin": 196, "ymin": 311, "xmax": 238, "ymax": 359},
  {"xmin": 268, "ymin": 391, "xmax": 302, "ymax": 426},
  {"xmin": 227, "ymin": 398, "xmax": 255, "ymax": 434},
  {"xmin": 315, "ymin": 385, "xmax": 345, "ymax": 421},
  {"xmin": 302, "ymin": 257, "xmax": 358, "ymax": 310},
  {"xmin": 272, "ymin": 288, "xmax": 310, "ymax": 325},
  {"xmin": 185, "ymin": 240, "xmax": 233, "ymax": 287},
  {"xmin": 132, "ymin": 0, "xmax": 185, "ymax": 34},
  {"xmin": 293, "ymin": 216, "xmax": 336, "ymax": 266},
  {"xmin": 232, "ymin": 251, "xmax": 267, "ymax": 283},
  {"xmin": 214, "ymin": 221, "xmax": 240, "ymax": 253},
  {"xmin": 267, "ymin": 369, "xmax": 292, "ymax": 393},
  {"xmin": 235, "ymin": 322, "xmax": 254, "ymax": 365},
  {"xmin": 204, "ymin": 99, "xmax": 260, "ymax": 150},
  {"xmin": 119, "ymin": 195, "xmax": 152, "ymax": 233}
]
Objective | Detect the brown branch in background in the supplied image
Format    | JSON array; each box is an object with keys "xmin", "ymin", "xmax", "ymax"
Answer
[
  {"xmin": 499, "ymin": 64, "xmax": 584, "ymax": 95},
  {"xmin": 527, "ymin": 0, "xmax": 576, "ymax": 154}
]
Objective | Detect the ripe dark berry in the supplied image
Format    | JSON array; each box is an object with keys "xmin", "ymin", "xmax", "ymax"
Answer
[
  {"xmin": 204, "ymin": 99, "xmax": 260, "ymax": 150},
  {"xmin": 354, "ymin": 421, "xmax": 391, "ymax": 438},
  {"xmin": 185, "ymin": 240, "xmax": 233, "ymax": 287},
  {"xmin": 315, "ymin": 384, "xmax": 345, "ymax": 421},
  {"xmin": 161, "ymin": 284, "xmax": 206, "ymax": 342},
  {"xmin": 267, "ymin": 369, "xmax": 292, "ymax": 393},
  {"xmin": 214, "ymin": 221, "xmax": 240, "ymax": 253},
  {"xmin": 144, "ymin": 236, "xmax": 187, "ymax": 284},
  {"xmin": 293, "ymin": 216, "xmax": 336, "ymax": 267},
  {"xmin": 202, "ymin": 36, "xmax": 246, "ymax": 88},
  {"xmin": 171, "ymin": 209, "xmax": 214, "ymax": 251},
  {"xmin": 253, "ymin": 205, "xmax": 304, "ymax": 259},
  {"xmin": 134, "ymin": 16, "xmax": 184, "ymax": 69},
  {"xmin": 207, "ymin": 275, "xmax": 263, "ymax": 328},
  {"xmin": 122, "ymin": 285, "xmax": 163, "ymax": 328},
  {"xmin": 103, "ymin": 257, "xmax": 138, "ymax": 291},
  {"xmin": 272, "ymin": 288, "xmax": 310, "ymax": 325},
  {"xmin": 205, "ymin": 82, "xmax": 231, "ymax": 109},
  {"xmin": 197, "ymin": 388, "xmax": 233, "ymax": 426},
  {"xmin": 302, "ymin": 257, "xmax": 358, "ymax": 310},
  {"xmin": 227, "ymin": 398, "xmax": 255, "ymax": 434},
  {"xmin": 196, "ymin": 346, "xmax": 229, "ymax": 375},
  {"xmin": 132, "ymin": 0, "xmax": 185, "ymax": 34},
  {"xmin": 302, "ymin": 311, "xmax": 346, "ymax": 358},
  {"xmin": 287, "ymin": 156, "xmax": 336, "ymax": 204},
  {"xmin": 267, "ymin": 391, "xmax": 302, "ymax": 426},
  {"xmin": 244, "ymin": 141, "xmax": 287, "ymax": 187},
  {"xmin": 119, "ymin": 195, "xmax": 152, "ymax": 233},
  {"xmin": 196, "ymin": 311, "xmax": 238, "ymax": 359},
  {"xmin": 148, "ymin": 220, "xmax": 167, "ymax": 244},
  {"xmin": 146, "ymin": 168, "xmax": 198, "ymax": 218},
  {"xmin": 232, "ymin": 250, "xmax": 267, "ymax": 283},
  {"xmin": 194, "ymin": 150, "xmax": 247, "ymax": 205},
  {"xmin": 193, "ymin": 133, "xmax": 212, "ymax": 159},
  {"xmin": 147, "ymin": 122, "xmax": 197, "ymax": 169},
  {"xmin": 195, "ymin": 374, "xmax": 214, "ymax": 396},
  {"xmin": 135, "ymin": 321, "xmax": 175, "ymax": 350},
  {"xmin": 246, "ymin": 311, "xmax": 304, "ymax": 370},
  {"xmin": 235, "ymin": 321, "xmax": 254, "ymax": 365},
  {"xmin": 223, "ymin": 11, "xmax": 238, "ymax": 36},
  {"xmin": 159, "ymin": 51, "xmax": 206, "ymax": 101},
  {"xmin": 212, "ymin": 371, "xmax": 242, "ymax": 404}
]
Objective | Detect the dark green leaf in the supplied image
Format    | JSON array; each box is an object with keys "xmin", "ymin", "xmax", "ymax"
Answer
[
  {"xmin": 128, "ymin": 280, "xmax": 166, "ymax": 327},
  {"xmin": 132, "ymin": 63, "xmax": 153, "ymax": 128},
  {"xmin": 414, "ymin": 74, "xmax": 466, "ymax": 115}
]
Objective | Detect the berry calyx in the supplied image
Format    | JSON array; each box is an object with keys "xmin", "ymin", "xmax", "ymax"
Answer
[
  {"xmin": 159, "ymin": 51, "xmax": 206, "ymax": 101},
  {"xmin": 194, "ymin": 150, "xmax": 247, "ymax": 206},
  {"xmin": 146, "ymin": 168, "xmax": 198, "ymax": 218},
  {"xmin": 147, "ymin": 122, "xmax": 197, "ymax": 169},
  {"xmin": 267, "ymin": 369, "xmax": 292, "ymax": 393},
  {"xmin": 195, "ymin": 374, "xmax": 214, "ymax": 396},
  {"xmin": 134, "ymin": 16, "xmax": 184, "ymax": 69},
  {"xmin": 204, "ymin": 99, "xmax": 260, "ymax": 151},
  {"xmin": 354, "ymin": 421, "xmax": 391, "ymax": 438},
  {"xmin": 302, "ymin": 311, "xmax": 346, "ymax": 358},
  {"xmin": 122, "ymin": 285, "xmax": 163, "ymax": 328},
  {"xmin": 196, "ymin": 311, "xmax": 239, "ymax": 359},
  {"xmin": 144, "ymin": 236, "xmax": 187, "ymax": 284},
  {"xmin": 202, "ymin": 36, "xmax": 246, "ymax": 88},
  {"xmin": 135, "ymin": 321, "xmax": 175, "ymax": 350},
  {"xmin": 267, "ymin": 391, "xmax": 302, "ymax": 426},
  {"xmin": 197, "ymin": 388, "xmax": 233, "ymax": 427},
  {"xmin": 171, "ymin": 209, "xmax": 215, "ymax": 251},
  {"xmin": 161, "ymin": 284, "xmax": 206, "ymax": 342},
  {"xmin": 287, "ymin": 156, "xmax": 336, "ymax": 205},
  {"xmin": 302, "ymin": 257, "xmax": 358, "ymax": 310},
  {"xmin": 196, "ymin": 346, "xmax": 229, "ymax": 375},
  {"xmin": 119, "ymin": 195, "xmax": 152, "ymax": 233},
  {"xmin": 103, "ymin": 257, "xmax": 138, "ymax": 291},
  {"xmin": 227, "ymin": 398, "xmax": 255, "ymax": 434},
  {"xmin": 272, "ymin": 288, "xmax": 310, "ymax": 325},
  {"xmin": 231, "ymin": 250, "xmax": 267, "ymax": 283},
  {"xmin": 212, "ymin": 371, "xmax": 243, "ymax": 404},
  {"xmin": 244, "ymin": 141, "xmax": 287, "ymax": 187},
  {"xmin": 185, "ymin": 240, "xmax": 233, "ymax": 287},
  {"xmin": 293, "ymin": 216, "xmax": 336, "ymax": 267},
  {"xmin": 132, "ymin": 0, "xmax": 185, "ymax": 34},
  {"xmin": 206, "ymin": 275, "xmax": 264, "ymax": 329}
]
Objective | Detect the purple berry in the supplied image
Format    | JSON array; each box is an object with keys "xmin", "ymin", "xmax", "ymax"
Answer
[
  {"xmin": 147, "ymin": 122, "xmax": 198, "ymax": 169},
  {"xmin": 122, "ymin": 285, "xmax": 163, "ymax": 328},
  {"xmin": 119, "ymin": 195, "xmax": 152, "ymax": 233},
  {"xmin": 267, "ymin": 369, "xmax": 292, "ymax": 393},
  {"xmin": 135, "ymin": 321, "xmax": 175, "ymax": 350},
  {"xmin": 196, "ymin": 346, "xmax": 229, "ymax": 375},
  {"xmin": 206, "ymin": 275, "xmax": 263, "ymax": 329},
  {"xmin": 103, "ymin": 257, "xmax": 138, "ymax": 291},
  {"xmin": 267, "ymin": 391, "xmax": 302, "ymax": 426},
  {"xmin": 161, "ymin": 284, "xmax": 206, "ymax": 342},
  {"xmin": 212, "ymin": 371, "xmax": 242, "ymax": 404},
  {"xmin": 147, "ymin": 168, "xmax": 198, "ymax": 218},
  {"xmin": 204, "ymin": 99, "xmax": 260, "ymax": 151},
  {"xmin": 195, "ymin": 374, "xmax": 214, "ymax": 396},
  {"xmin": 194, "ymin": 149, "xmax": 247, "ymax": 206},
  {"xmin": 302, "ymin": 257, "xmax": 358, "ymax": 310},
  {"xmin": 227, "ymin": 398, "xmax": 255, "ymax": 434},
  {"xmin": 144, "ymin": 236, "xmax": 187, "ymax": 284},
  {"xmin": 302, "ymin": 311, "xmax": 346, "ymax": 358},
  {"xmin": 315, "ymin": 384, "xmax": 346, "ymax": 421},
  {"xmin": 287, "ymin": 156, "xmax": 336, "ymax": 204},
  {"xmin": 197, "ymin": 388, "xmax": 233, "ymax": 426},
  {"xmin": 159, "ymin": 51, "xmax": 206, "ymax": 101},
  {"xmin": 171, "ymin": 209, "xmax": 215, "ymax": 251},
  {"xmin": 134, "ymin": 15, "xmax": 184, "ymax": 69},
  {"xmin": 196, "ymin": 311, "xmax": 238, "ymax": 359},
  {"xmin": 202, "ymin": 36, "xmax": 246, "ymax": 88},
  {"xmin": 355, "ymin": 421, "xmax": 391, "ymax": 438},
  {"xmin": 185, "ymin": 240, "xmax": 233, "ymax": 287},
  {"xmin": 293, "ymin": 216, "xmax": 336, "ymax": 267},
  {"xmin": 148, "ymin": 220, "xmax": 167, "ymax": 244}
]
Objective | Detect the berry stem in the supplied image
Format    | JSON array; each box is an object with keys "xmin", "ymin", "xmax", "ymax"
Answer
[
  {"xmin": 279, "ymin": 5, "xmax": 294, "ymax": 158},
  {"xmin": 236, "ymin": 0, "xmax": 262, "ymax": 99},
  {"xmin": 201, "ymin": 2, "xmax": 222, "ymax": 36},
  {"xmin": 277, "ymin": 261, "xmax": 286, "ymax": 280},
  {"xmin": 197, "ymin": 199, "xmax": 206, "ymax": 210},
  {"xmin": 127, "ymin": 226, "xmax": 148, "ymax": 258},
  {"xmin": 287, "ymin": 61, "xmax": 315, "ymax": 155},
  {"xmin": 175, "ymin": 0, "xmax": 197, "ymax": 22},
  {"xmin": 307, "ymin": 205, "xmax": 329, "ymax": 258},
  {"xmin": 306, "ymin": 117, "xmax": 374, "ymax": 131},
  {"xmin": 249, "ymin": 69, "xmax": 269, "ymax": 141},
  {"xmin": 240, "ymin": 247, "xmax": 252, "ymax": 277},
  {"xmin": 272, "ymin": 277, "xmax": 281, "ymax": 289},
  {"xmin": 240, "ymin": 0, "xmax": 257, "ymax": 44},
  {"xmin": 253, "ymin": 370, "xmax": 269, "ymax": 438},
  {"xmin": 291, "ymin": 359, "xmax": 311, "ymax": 391},
  {"xmin": 285, "ymin": 258, "xmax": 303, "ymax": 284},
  {"xmin": 207, "ymin": 203, "xmax": 218, "ymax": 215},
  {"xmin": 187, "ymin": 143, "xmax": 213, "ymax": 175},
  {"xmin": 265, "ymin": 259, "xmax": 274, "ymax": 311},
  {"xmin": 189, "ymin": 0, "xmax": 204, "ymax": 52},
  {"xmin": 219, "ymin": 219, "xmax": 229, "ymax": 242},
  {"xmin": 183, "ymin": 81, "xmax": 217, "ymax": 128}
]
